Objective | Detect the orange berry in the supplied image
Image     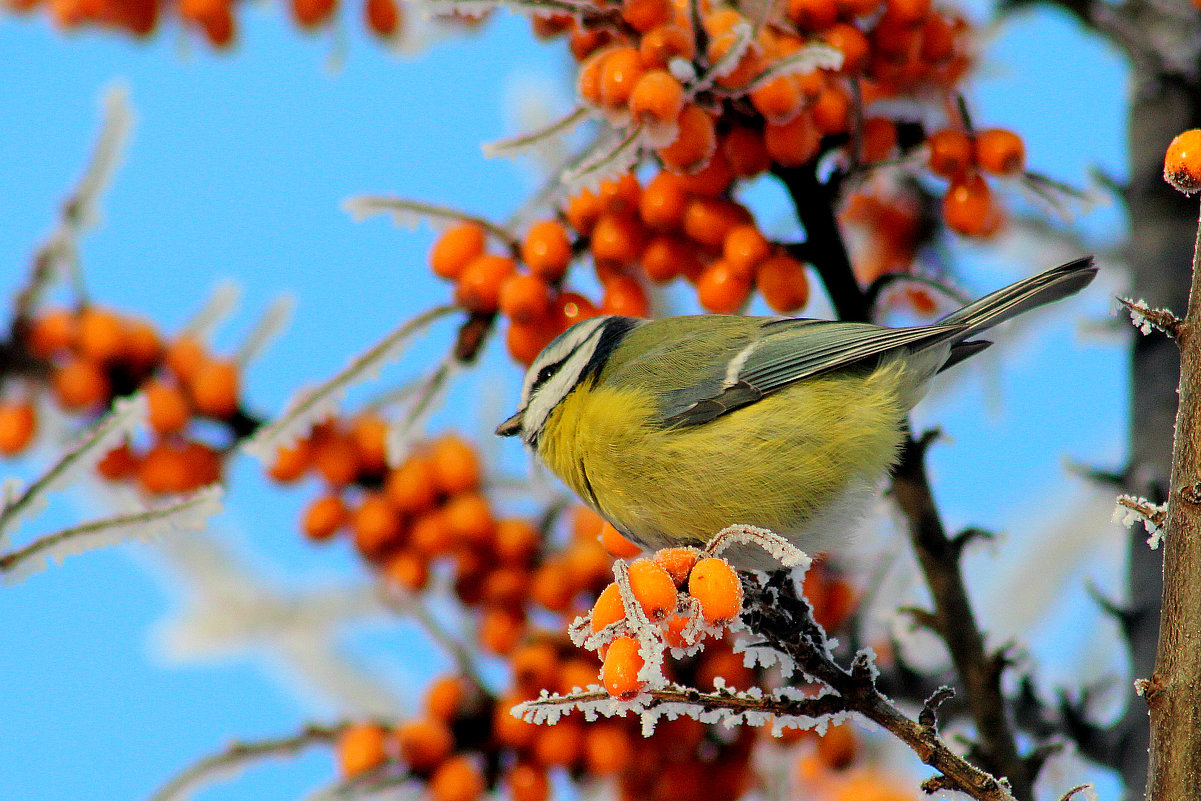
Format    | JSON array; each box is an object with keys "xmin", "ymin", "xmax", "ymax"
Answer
[
  {"xmin": 410, "ymin": 509, "xmax": 454, "ymax": 557},
  {"xmin": 76, "ymin": 307, "xmax": 127, "ymax": 364},
  {"xmin": 621, "ymin": 0, "xmax": 670, "ymax": 29},
  {"xmin": 52, "ymin": 358, "xmax": 110, "ymax": 411},
  {"xmin": 431, "ymin": 223, "xmax": 487, "ymax": 281},
  {"xmin": 384, "ymin": 453, "xmax": 439, "ymax": 514},
  {"xmin": 722, "ymin": 126, "xmax": 772, "ymax": 177},
  {"xmin": 674, "ymin": 147, "xmax": 735, "ymax": 196},
  {"xmin": 591, "ymin": 213, "xmax": 646, "ymax": 266},
  {"xmin": 942, "ymin": 173, "xmax": 1003, "ymax": 237},
  {"xmin": 683, "ymin": 197, "xmax": 752, "ymax": 249},
  {"xmin": 599, "ymin": 46, "xmax": 645, "ymax": 109},
  {"xmin": 312, "ymin": 431, "xmax": 359, "ymax": 486},
  {"xmin": 591, "ymin": 581, "xmax": 627, "ymax": 632},
  {"xmin": 494, "ymin": 518, "xmax": 540, "ymax": 564},
  {"xmin": 181, "ymin": 440, "xmax": 222, "ymax": 488},
  {"xmin": 661, "ymin": 611, "xmax": 694, "ymax": 647},
  {"xmin": 137, "ymin": 441, "xmax": 192, "ymax": 494},
  {"xmin": 816, "ymin": 722, "xmax": 858, "ymax": 769},
  {"xmin": 629, "ymin": 69, "xmax": 686, "ymax": 125},
  {"xmin": 707, "ymin": 31, "xmax": 764, "ymax": 90},
  {"xmin": 365, "ymin": 0, "xmax": 399, "ymax": 36},
  {"xmin": 531, "ymin": 558, "xmax": 575, "ymax": 611},
  {"xmin": 143, "ymin": 380, "xmax": 189, "ymax": 435},
  {"xmin": 566, "ymin": 188, "xmax": 605, "ymax": 235},
  {"xmin": 641, "ymin": 235, "xmax": 698, "ymax": 283},
  {"xmin": 837, "ymin": 0, "xmax": 881, "ymax": 16},
  {"xmin": 521, "ymin": 219, "xmax": 573, "ymax": 282},
  {"xmin": 702, "ymin": 7, "xmax": 744, "ymax": 35},
  {"xmin": 765, "ymin": 112, "xmax": 822, "ymax": 167},
  {"xmin": 927, "ymin": 128, "xmax": 974, "ymax": 178},
  {"xmin": 824, "ymin": 22, "xmax": 869, "ymax": 73},
  {"xmin": 601, "ymin": 275, "xmax": 651, "ymax": 317},
  {"xmin": 601, "ymin": 636, "xmax": 647, "ymax": 698},
  {"xmin": 697, "ymin": 260, "xmax": 753, "ymax": 313},
  {"xmin": 657, "ymin": 104, "xmax": 717, "ymax": 174},
  {"xmin": 506, "ymin": 314, "xmax": 559, "ymax": 366},
  {"xmin": 639, "ymin": 171, "xmax": 691, "ymax": 231},
  {"xmin": 787, "ymin": 0, "xmax": 837, "ymax": 29},
  {"xmin": 578, "ymin": 47, "xmax": 611, "ymax": 106},
  {"xmin": 920, "ymin": 13, "xmax": 957, "ymax": 62},
  {"xmin": 189, "ymin": 359, "xmax": 239, "ymax": 418},
  {"xmin": 499, "ymin": 273, "xmax": 552, "ymax": 323},
  {"xmin": 507, "ymin": 763, "xmax": 550, "ymax": 801},
  {"xmin": 350, "ymin": 414, "xmax": 389, "ymax": 475},
  {"xmin": 302, "ymin": 493, "xmax": 348, "ymax": 541},
  {"xmin": 395, "ymin": 718, "xmax": 453, "ymax": 771},
  {"xmin": 627, "ymin": 558, "xmax": 678, "ymax": 619},
  {"xmin": 511, "ymin": 640, "xmax": 559, "ymax": 691},
  {"xmin": 0, "ymin": 400, "xmax": 36, "ymax": 456},
  {"xmin": 559, "ymin": 656, "xmax": 601, "ymax": 694},
  {"xmin": 885, "ymin": 0, "xmax": 928, "ymax": 22},
  {"xmin": 688, "ymin": 557, "xmax": 743, "ymax": 624},
  {"xmin": 27, "ymin": 308, "xmax": 77, "ymax": 359},
  {"xmin": 201, "ymin": 4, "xmax": 235, "ymax": 47},
  {"xmin": 429, "ymin": 434, "xmax": 481, "ymax": 495},
  {"xmin": 600, "ymin": 521, "xmax": 642, "ymax": 558},
  {"xmin": 652, "ymin": 547, "xmax": 700, "ymax": 587},
  {"xmin": 534, "ymin": 718, "xmax": 585, "ymax": 767},
  {"xmin": 455, "ymin": 254, "xmax": 518, "ymax": 313},
  {"xmin": 383, "ymin": 549, "xmax": 430, "ymax": 591},
  {"xmin": 430, "ymin": 755, "xmax": 484, "ymax": 801},
  {"xmin": 757, "ymin": 253, "xmax": 810, "ymax": 313},
  {"xmin": 291, "ymin": 0, "xmax": 335, "ymax": 27},
  {"xmin": 353, "ymin": 493, "xmax": 405, "ymax": 561},
  {"xmin": 425, "ymin": 675, "xmax": 469, "ymax": 721},
  {"xmin": 811, "ymin": 83, "xmax": 851, "ymax": 134},
  {"xmin": 494, "ymin": 695, "xmax": 539, "ymax": 748},
  {"xmin": 569, "ymin": 26, "xmax": 614, "ymax": 60},
  {"xmin": 976, "ymin": 128, "xmax": 1026, "ymax": 176},
  {"xmin": 164, "ymin": 336, "xmax": 209, "ymax": 385},
  {"xmin": 861, "ymin": 116, "xmax": 897, "ymax": 162},
  {"xmin": 585, "ymin": 724, "xmax": 633, "ymax": 774},
  {"xmin": 552, "ymin": 291, "xmax": 600, "ymax": 330},
  {"xmin": 598, "ymin": 174, "xmax": 642, "ymax": 216},
  {"xmin": 480, "ymin": 606, "xmax": 525, "ymax": 655},
  {"xmin": 750, "ymin": 75, "xmax": 803, "ymax": 124},
  {"xmin": 337, "ymin": 723, "xmax": 389, "ymax": 778},
  {"xmin": 696, "ymin": 644, "xmax": 755, "ymax": 689},
  {"xmin": 723, "ymin": 225, "xmax": 771, "ymax": 275},
  {"xmin": 123, "ymin": 318, "xmax": 162, "ymax": 370},
  {"xmin": 564, "ymin": 540, "xmax": 611, "ymax": 589},
  {"xmin": 571, "ymin": 504, "xmax": 606, "ymax": 542},
  {"xmin": 444, "ymin": 492, "xmax": 495, "ymax": 545},
  {"xmin": 97, "ymin": 441, "xmax": 137, "ymax": 480},
  {"xmin": 640, "ymin": 23, "xmax": 695, "ymax": 67},
  {"xmin": 268, "ymin": 440, "xmax": 312, "ymax": 482}
]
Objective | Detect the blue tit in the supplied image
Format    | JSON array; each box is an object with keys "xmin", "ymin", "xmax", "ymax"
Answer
[{"xmin": 496, "ymin": 257, "xmax": 1096, "ymax": 569}]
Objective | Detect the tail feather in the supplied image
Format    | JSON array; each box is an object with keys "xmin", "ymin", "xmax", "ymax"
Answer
[{"xmin": 938, "ymin": 256, "xmax": 1097, "ymax": 338}]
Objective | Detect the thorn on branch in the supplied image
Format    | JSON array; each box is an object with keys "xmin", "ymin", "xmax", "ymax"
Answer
[
  {"xmin": 1116, "ymin": 296, "xmax": 1182, "ymax": 339},
  {"xmin": 1063, "ymin": 457, "xmax": 1128, "ymax": 489},
  {"xmin": 919, "ymin": 686, "xmax": 955, "ymax": 729},
  {"xmin": 898, "ymin": 605, "xmax": 940, "ymax": 634},
  {"xmin": 1084, "ymin": 580, "xmax": 1143, "ymax": 635},
  {"xmin": 950, "ymin": 526, "xmax": 994, "ymax": 557},
  {"xmin": 913, "ymin": 427, "xmax": 942, "ymax": 456}
]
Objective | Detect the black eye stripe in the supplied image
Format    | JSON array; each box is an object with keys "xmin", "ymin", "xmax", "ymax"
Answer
[{"xmin": 530, "ymin": 360, "xmax": 565, "ymax": 393}]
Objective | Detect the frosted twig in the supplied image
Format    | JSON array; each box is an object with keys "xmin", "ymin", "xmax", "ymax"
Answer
[
  {"xmin": 378, "ymin": 582, "xmax": 485, "ymax": 688},
  {"xmin": 1116, "ymin": 296, "xmax": 1180, "ymax": 338},
  {"xmin": 1114, "ymin": 494, "xmax": 1168, "ymax": 548},
  {"xmin": 145, "ymin": 723, "xmax": 347, "ymax": 801},
  {"xmin": 241, "ymin": 306, "xmax": 459, "ymax": 461},
  {"xmin": 234, "ymin": 294, "xmax": 296, "ymax": 368},
  {"xmin": 704, "ymin": 524, "xmax": 811, "ymax": 569},
  {"xmin": 385, "ymin": 357, "xmax": 457, "ymax": 467},
  {"xmin": 342, "ymin": 196, "xmax": 520, "ymax": 252},
  {"xmin": 0, "ymin": 393, "xmax": 147, "ymax": 538},
  {"xmin": 299, "ymin": 767, "xmax": 414, "ymax": 801},
  {"xmin": 562, "ymin": 124, "xmax": 644, "ymax": 195},
  {"xmin": 483, "ymin": 105, "xmax": 592, "ymax": 159},
  {"xmin": 419, "ymin": 0, "xmax": 621, "ymax": 22},
  {"xmin": 0, "ymin": 486, "xmax": 223, "ymax": 584},
  {"xmin": 179, "ymin": 282, "xmax": 241, "ymax": 342},
  {"xmin": 734, "ymin": 43, "xmax": 843, "ymax": 93},
  {"xmin": 691, "ymin": 22, "xmax": 754, "ymax": 93},
  {"xmin": 1057, "ymin": 784, "xmax": 1099, "ymax": 801}
]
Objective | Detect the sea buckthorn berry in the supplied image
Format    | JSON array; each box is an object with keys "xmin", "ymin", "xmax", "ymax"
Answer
[
  {"xmin": 455, "ymin": 254, "xmax": 517, "ymax": 313},
  {"xmin": 696, "ymin": 644, "xmax": 755, "ymax": 689},
  {"xmin": 591, "ymin": 213, "xmax": 646, "ymax": 266},
  {"xmin": 722, "ymin": 126, "xmax": 772, "ymax": 177},
  {"xmin": 350, "ymin": 414, "xmax": 389, "ymax": 475},
  {"xmin": 123, "ymin": 318, "xmax": 162, "ymax": 370},
  {"xmin": 884, "ymin": 0, "xmax": 928, "ymax": 22},
  {"xmin": 598, "ymin": 174, "xmax": 642, "ymax": 216},
  {"xmin": 577, "ymin": 45, "xmax": 611, "ymax": 105},
  {"xmin": 750, "ymin": 75, "xmax": 803, "ymax": 125},
  {"xmin": 137, "ymin": 441, "xmax": 192, "ymax": 494},
  {"xmin": 512, "ymin": 640, "xmax": 559, "ymax": 690},
  {"xmin": 337, "ymin": 723, "xmax": 389, "ymax": 778},
  {"xmin": 444, "ymin": 492, "xmax": 495, "ymax": 545},
  {"xmin": 201, "ymin": 5, "xmax": 236, "ymax": 48},
  {"xmin": 302, "ymin": 494, "xmax": 348, "ymax": 541},
  {"xmin": 657, "ymin": 104, "xmax": 717, "ymax": 174},
  {"xmin": 531, "ymin": 12, "xmax": 571, "ymax": 38},
  {"xmin": 976, "ymin": 128, "xmax": 1026, "ymax": 176},
  {"xmin": 533, "ymin": 719, "xmax": 585, "ymax": 767},
  {"xmin": 861, "ymin": 117, "xmax": 897, "ymax": 162},
  {"xmin": 601, "ymin": 275, "xmax": 651, "ymax": 317},
  {"xmin": 641, "ymin": 235, "xmax": 696, "ymax": 284},
  {"xmin": 675, "ymin": 148, "xmax": 735, "ymax": 196},
  {"xmin": 600, "ymin": 521, "xmax": 642, "ymax": 558},
  {"xmin": 697, "ymin": 260, "xmax": 753, "ymax": 313},
  {"xmin": 506, "ymin": 315, "xmax": 558, "ymax": 366},
  {"xmin": 575, "ymin": 505, "xmax": 609, "ymax": 546},
  {"xmin": 291, "ymin": 0, "xmax": 335, "ymax": 27},
  {"xmin": 627, "ymin": 558, "xmax": 679, "ymax": 619},
  {"xmin": 601, "ymin": 636, "xmax": 647, "ymax": 698},
  {"xmin": 621, "ymin": 0, "xmax": 670, "ymax": 31},
  {"xmin": 559, "ymin": 656, "xmax": 601, "ymax": 693},
  {"xmin": 942, "ymin": 173, "xmax": 1003, "ymax": 237},
  {"xmin": 395, "ymin": 718, "xmax": 453, "ymax": 772},
  {"xmin": 425, "ymin": 675, "xmax": 470, "ymax": 721},
  {"xmin": 683, "ymin": 198, "xmax": 751, "ymax": 249},
  {"xmin": 817, "ymin": 722, "xmax": 858, "ymax": 769},
  {"xmin": 926, "ymin": 128, "xmax": 973, "ymax": 178},
  {"xmin": 824, "ymin": 23, "xmax": 869, "ymax": 73},
  {"xmin": 313, "ymin": 432, "xmax": 359, "ymax": 486},
  {"xmin": 568, "ymin": 26, "xmax": 613, "ymax": 60},
  {"xmin": 269, "ymin": 440, "xmax": 312, "ymax": 482},
  {"xmin": 640, "ymin": 171, "xmax": 691, "ymax": 231},
  {"xmin": 629, "ymin": 70, "xmax": 686, "ymax": 126},
  {"xmin": 521, "ymin": 220, "xmax": 572, "ymax": 282},
  {"xmin": 480, "ymin": 606, "xmax": 525, "ymax": 655},
  {"xmin": 183, "ymin": 441, "xmax": 222, "ymax": 488},
  {"xmin": 688, "ymin": 557, "xmax": 743, "ymax": 624},
  {"xmin": 165, "ymin": 336, "xmax": 209, "ymax": 385},
  {"xmin": 0, "ymin": 400, "xmax": 36, "ymax": 456},
  {"xmin": 27, "ymin": 308, "xmax": 77, "ymax": 359},
  {"xmin": 430, "ymin": 223, "xmax": 487, "ymax": 281},
  {"xmin": 585, "ymin": 724, "xmax": 633, "ymax": 774},
  {"xmin": 591, "ymin": 581, "xmax": 627, "ymax": 632},
  {"xmin": 384, "ymin": 549, "xmax": 429, "ymax": 591},
  {"xmin": 757, "ymin": 253, "xmax": 811, "ymax": 313},
  {"xmin": 566, "ymin": 188, "xmax": 604, "ymax": 235},
  {"xmin": 920, "ymin": 13, "xmax": 956, "ymax": 62},
  {"xmin": 365, "ymin": 0, "xmax": 399, "ymax": 36},
  {"xmin": 507, "ymin": 762, "xmax": 550, "ymax": 801},
  {"xmin": 410, "ymin": 509, "xmax": 454, "ymax": 557},
  {"xmin": 189, "ymin": 359, "xmax": 240, "ymax": 418},
  {"xmin": 494, "ymin": 518, "xmax": 539, "ymax": 564},
  {"xmin": 639, "ymin": 23, "xmax": 695, "ymax": 67},
  {"xmin": 553, "ymin": 291, "xmax": 600, "ymax": 330},
  {"xmin": 494, "ymin": 694, "xmax": 539, "ymax": 748},
  {"xmin": 499, "ymin": 273, "xmax": 552, "ymax": 323},
  {"xmin": 661, "ymin": 611, "xmax": 695, "ymax": 647},
  {"xmin": 532, "ymin": 559, "xmax": 575, "ymax": 612},
  {"xmin": 52, "ymin": 358, "xmax": 110, "ymax": 411},
  {"xmin": 429, "ymin": 434, "xmax": 481, "ymax": 495},
  {"xmin": 385, "ymin": 453, "xmax": 438, "ymax": 514},
  {"xmin": 97, "ymin": 442, "xmax": 137, "ymax": 480},
  {"xmin": 723, "ymin": 225, "xmax": 772, "ymax": 275},
  {"xmin": 707, "ymin": 32, "xmax": 764, "ymax": 90},
  {"xmin": 352, "ymin": 494, "xmax": 405, "ymax": 561},
  {"xmin": 765, "ymin": 112, "xmax": 821, "ymax": 167},
  {"xmin": 787, "ymin": 0, "xmax": 837, "ymax": 29},
  {"xmin": 653, "ymin": 547, "xmax": 700, "ymax": 587},
  {"xmin": 430, "ymin": 755, "xmax": 485, "ymax": 801},
  {"xmin": 810, "ymin": 83, "xmax": 850, "ymax": 134},
  {"xmin": 599, "ymin": 46, "xmax": 645, "ymax": 109},
  {"xmin": 76, "ymin": 307, "xmax": 126, "ymax": 364},
  {"xmin": 564, "ymin": 540, "xmax": 611, "ymax": 588}
]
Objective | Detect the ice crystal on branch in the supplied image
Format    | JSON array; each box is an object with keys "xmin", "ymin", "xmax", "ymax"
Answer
[{"xmin": 1113, "ymin": 494, "xmax": 1167, "ymax": 548}]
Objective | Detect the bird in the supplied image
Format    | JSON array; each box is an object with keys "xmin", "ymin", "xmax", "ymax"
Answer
[{"xmin": 496, "ymin": 256, "xmax": 1097, "ymax": 570}]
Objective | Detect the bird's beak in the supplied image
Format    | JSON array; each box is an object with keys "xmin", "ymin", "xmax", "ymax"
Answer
[{"xmin": 496, "ymin": 410, "xmax": 524, "ymax": 437}]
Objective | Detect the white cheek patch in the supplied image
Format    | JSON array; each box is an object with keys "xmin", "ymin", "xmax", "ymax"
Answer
[{"xmin": 519, "ymin": 317, "xmax": 612, "ymax": 443}]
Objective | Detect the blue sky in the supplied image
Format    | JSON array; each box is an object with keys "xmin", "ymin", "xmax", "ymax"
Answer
[{"xmin": 0, "ymin": 5, "xmax": 1132, "ymax": 801}]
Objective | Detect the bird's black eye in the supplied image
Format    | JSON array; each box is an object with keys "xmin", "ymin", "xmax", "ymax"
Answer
[{"xmin": 531, "ymin": 362, "xmax": 559, "ymax": 393}]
